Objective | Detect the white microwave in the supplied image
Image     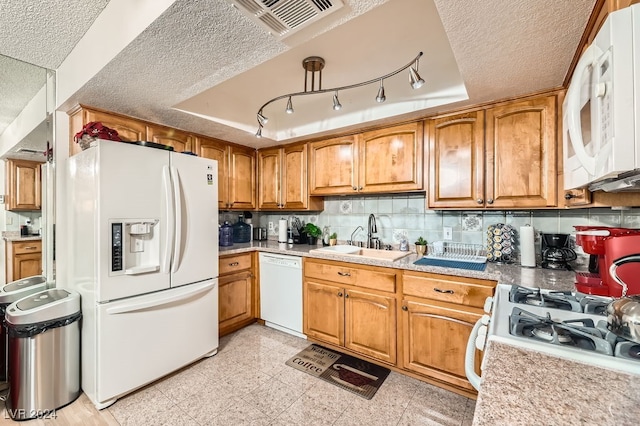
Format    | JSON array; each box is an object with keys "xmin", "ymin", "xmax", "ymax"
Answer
[{"xmin": 563, "ymin": 4, "xmax": 640, "ymax": 190}]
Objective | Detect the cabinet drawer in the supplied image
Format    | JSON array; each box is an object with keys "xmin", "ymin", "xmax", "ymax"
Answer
[
  {"xmin": 219, "ymin": 253, "xmax": 252, "ymax": 275},
  {"xmin": 403, "ymin": 272, "xmax": 495, "ymax": 308},
  {"xmin": 304, "ymin": 259, "xmax": 396, "ymax": 293},
  {"xmin": 12, "ymin": 241, "xmax": 42, "ymax": 255}
]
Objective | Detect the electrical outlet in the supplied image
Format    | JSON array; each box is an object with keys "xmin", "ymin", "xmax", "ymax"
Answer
[
  {"xmin": 7, "ymin": 216, "xmax": 12, "ymax": 225},
  {"xmin": 443, "ymin": 226, "xmax": 453, "ymax": 240},
  {"xmin": 268, "ymin": 221, "xmax": 275, "ymax": 231}
]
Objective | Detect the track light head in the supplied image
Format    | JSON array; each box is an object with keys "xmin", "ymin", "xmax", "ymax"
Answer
[
  {"xmin": 409, "ymin": 66, "xmax": 425, "ymax": 89},
  {"xmin": 257, "ymin": 111, "xmax": 268, "ymax": 126},
  {"xmin": 376, "ymin": 80, "xmax": 386, "ymax": 103},
  {"xmin": 286, "ymin": 97, "xmax": 294, "ymax": 114},
  {"xmin": 255, "ymin": 126, "xmax": 262, "ymax": 138},
  {"xmin": 332, "ymin": 92, "xmax": 342, "ymax": 111}
]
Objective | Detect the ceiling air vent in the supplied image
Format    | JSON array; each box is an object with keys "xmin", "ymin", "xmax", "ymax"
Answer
[{"xmin": 232, "ymin": 0, "xmax": 344, "ymax": 39}]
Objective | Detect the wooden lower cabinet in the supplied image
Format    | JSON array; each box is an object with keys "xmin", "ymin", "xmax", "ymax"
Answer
[
  {"xmin": 400, "ymin": 298, "xmax": 482, "ymax": 392},
  {"xmin": 303, "ymin": 259, "xmax": 398, "ymax": 365},
  {"xmin": 218, "ymin": 253, "xmax": 256, "ymax": 336},
  {"xmin": 6, "ymin": 240, "xmax": 42, "ymax": 282}
]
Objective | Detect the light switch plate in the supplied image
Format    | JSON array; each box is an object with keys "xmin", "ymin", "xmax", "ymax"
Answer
[
  {"xmin": 443, "ymin": 227, "xmax": 453, "ymax": 240},
  {"xmin": 0, "ymin": 195, "xmax": 4, "ymax": 203}
]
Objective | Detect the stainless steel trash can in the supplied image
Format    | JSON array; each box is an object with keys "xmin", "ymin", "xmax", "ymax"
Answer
[
  {"xmin": 5, "ymin": 288, "xmax": 81, "ymax": 420},
  {"xmin": 0, "ymin": 275, "xmax": 48, "ymax": 383}
]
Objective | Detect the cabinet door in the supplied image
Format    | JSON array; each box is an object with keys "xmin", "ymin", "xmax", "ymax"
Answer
[
  {"xmin": 427, "ymin": 111, "xmax": 485, "ymax": 208},
  {"xmin": 303, "ymin": 280, "xmax": 344, "ymax": 346},
  {"xmin": 6, "ymin": 160, "xmax": 41, "ymax": 211},
  {"xmin": 146, "ymin": 125, "xmax": 194, "ymax": 153},
  {"xmin": 257, "ymin": 148, "xmax": 281, "ymax": 209},
  {"xmin": 197, "ymin": 137, "xmax": 229, "ymax": 209},
  {"xmin": 401, "ymin": 299, "xmax": 482, "ymax": 391},
  {"xmin": 281, "ymin": 144, "xmax": 311, "ymax": 209},
  {"xmin": 344, "ymin": 289, "xmax": 396, "ymax": 364},
  {"xmin": 13, "ymin": 252, "xmax": 42, "ymax": 281},
  {"xmin": 309, "ymin": 135, "xmax": 358, "ymax": 195},
  {"xmin": 485, "ymin": 96, "xmax": 557, "ymax": 208},
  {"xmin": 218, "ymin": 271, "xmax": 253, "ymax": 333},
  {"xmin": 228, "ymin": 145, "xmax": 256, "ymax": 210},
  {"xmin": 360, "ymin": 122, "xmax": 423, "ymax": 193},
  {"xmin": 84, "ymin": 109, "xmax": 147, "ymax": 142}
]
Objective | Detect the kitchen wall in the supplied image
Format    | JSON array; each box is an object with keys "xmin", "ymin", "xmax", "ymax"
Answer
[{"xmin": 221, "ymin": 193, "xmax": 640, "ymax": 263}]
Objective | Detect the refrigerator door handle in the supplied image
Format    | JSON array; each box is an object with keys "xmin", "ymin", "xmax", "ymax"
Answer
[
  {"xmin": 162, "ymin": 166, "xmax": 174, "ymax": 274},
  {"xmin": 105, "ymin": 281, "xmax": 216, "ymax": 315},
  {"xmin": 170, "ymin": 166, "xmax": 183, "ymax": 273}
]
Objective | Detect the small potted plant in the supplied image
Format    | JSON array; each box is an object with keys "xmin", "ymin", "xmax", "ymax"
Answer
[
  {"xmin": 329, "ymin": 232, "xmax": 338, "ymax": 246},
  {"xmin": 415, "ymin": 236, "xmax": 427, "ymax": 256},
  {"xmin": 303, "ymin": 223, "xmax": 322, "ymax": 245}
]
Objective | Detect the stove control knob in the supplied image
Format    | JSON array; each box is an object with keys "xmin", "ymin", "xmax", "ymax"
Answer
[{"xmin": 483, "ymin": 297, "xmax": 494, "ymax": 314}]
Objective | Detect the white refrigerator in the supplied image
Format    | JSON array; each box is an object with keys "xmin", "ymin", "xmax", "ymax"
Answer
[{"xmin": 65, "ymin": 140, "xmax": 218, "ymax": 409}]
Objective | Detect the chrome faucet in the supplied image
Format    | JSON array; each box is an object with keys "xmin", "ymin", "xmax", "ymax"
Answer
[
  {"xmin": 367, "ymin": 214, "xmax": 378, "ymax": 249},
  {"xmin": 348, "ymin": 226, "xmax": 364, "ymax": 246}
]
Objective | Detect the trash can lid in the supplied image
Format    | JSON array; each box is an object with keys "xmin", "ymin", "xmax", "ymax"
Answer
[
  {"xmin": 0, "ymin": 275, "xmax": 48, "ymax": 305},
  {"xmin": 5, "ymin": 289, "xmax": 81, "ymax": 325}
]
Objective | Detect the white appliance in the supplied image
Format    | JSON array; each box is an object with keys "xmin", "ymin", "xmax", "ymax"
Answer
[
  {"xmin": 465, "ymin": 284, "xmax": 640, "ymax": 391},
  {"xmin": 258, "ymin": 253, "xmax": 305, "ymax": 338},
  {"xmin": 563, "ymin": 4, "xmax": 640, "ymax": 190},
  {"xmin": 65, "ymin": 140, "xmax": 219, "ymax": 409}
]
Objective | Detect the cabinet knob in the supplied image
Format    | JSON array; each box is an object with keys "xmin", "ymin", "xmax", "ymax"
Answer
[
  {"xmin": 344, "ymin": 293, "xmax": 349, "ymax": 298},
  {"xmin": 337, "ymin": 292, "xmax": 343, "ymax": 297},
  {"xmin": 402, "ymin": 306, "xmax": 408, "ymax": 311},
  {"xmin": 487, "ymin": 198, "xmax": 494, "ymax": 205},
  {"xmin": 476, "ymin": 198, "xmax": 483, "ymax": 204},
  {"xmin": 358, "ymin": 186, "xmax": 363, "ymax": 190},
  {"xmin": 352, "ymin": 186, "xmax": 357, "ymax": 190}
]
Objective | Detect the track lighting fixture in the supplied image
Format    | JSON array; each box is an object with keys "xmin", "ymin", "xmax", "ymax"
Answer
[
  {"xmin": 376, "ymin": 79, "xmax": 386, "ymax": 103},
  {"xmin": 332, "ymin": 91, "xmax": 342, "ymax": 111},
  {"xmin": 255, "ymin": 52, "xmax": 424, "ymax": 137}
]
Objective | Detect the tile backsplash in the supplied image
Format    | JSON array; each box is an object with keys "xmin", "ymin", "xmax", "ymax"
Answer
[{"xmin": 220, "ymin": 194, "xmax": 640, "ymax": 261}]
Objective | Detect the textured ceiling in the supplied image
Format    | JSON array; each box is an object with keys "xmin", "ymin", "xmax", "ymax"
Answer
[{"xmin": 1, "ymin": 0, "xmax": 597, "ymax": 158}]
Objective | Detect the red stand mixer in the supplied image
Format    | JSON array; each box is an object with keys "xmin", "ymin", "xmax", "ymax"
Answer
[{"xmin": 574, "ymin": 226, "xmax": 640, "ymax": 297}]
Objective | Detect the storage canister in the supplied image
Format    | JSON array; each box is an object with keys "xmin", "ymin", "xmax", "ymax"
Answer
[
  {"xmin": 232, "ymin": 215, "xmax": 252, "ymax": 243},
  {"xmin": 219, "ymin": 221, "xmax": 234, "ymax": 247}
]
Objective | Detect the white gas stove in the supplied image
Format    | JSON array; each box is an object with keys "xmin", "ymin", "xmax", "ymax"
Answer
[{"xmin": 466, "ymin": 284, "xmax": 640, "ymax": 390}]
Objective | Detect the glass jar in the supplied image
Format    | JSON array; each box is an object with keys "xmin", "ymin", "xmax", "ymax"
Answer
[{"xmin": 219, "ymin": 221, "xmax": 234, "ymax": 247}]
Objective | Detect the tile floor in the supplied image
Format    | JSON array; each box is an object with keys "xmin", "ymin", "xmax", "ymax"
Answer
[{"xmin": 1, "ymin": 324, "xmax": 476, "ymax": 425}]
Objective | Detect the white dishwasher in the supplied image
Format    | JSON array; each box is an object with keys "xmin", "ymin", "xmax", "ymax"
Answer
[{"xmin": 258, "ymin": 253, "xmax": 305, "ymax": 338}]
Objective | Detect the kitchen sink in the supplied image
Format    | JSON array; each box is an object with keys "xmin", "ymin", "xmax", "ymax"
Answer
[{"xmin": 310, "ymin": 245, "xmax": 411, "ymax": 261}]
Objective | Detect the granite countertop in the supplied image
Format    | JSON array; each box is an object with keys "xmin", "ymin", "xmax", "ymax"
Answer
[
  {"xmin": 219, "ymin": 240, "xmax": 576, "ymax": 290},
  {"xmin": 220, "ymin": 241, "xmax": 638, "ymax": 424},
  {"xmin": 2, "ymin": 231, "xmax": 42, "ymax": 242}
]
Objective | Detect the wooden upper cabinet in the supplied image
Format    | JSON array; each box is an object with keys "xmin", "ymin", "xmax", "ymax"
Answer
[
  {"xmin": 258, "ymin": 144, "xmax": 323, "ymax": 210},
  {"xmin": 197, "ymin": 136, "xmax": 229, "ymax": 210},
  {"xmin": 69, "ymin": 106, "xmax": 147, "ymax": 156},
  {"xmin": 309, "ymin": 122, "xmax": 423, "ymax": 196},
  {"xmin": 146, "ymin": 125, "xmax": 194, "ymax": 153},
  {"xmin": 485, "ymin": 95, "xmax": 557, "ymax": 208},
  {"xmin": 428, "ymin": 94, "xmax": 558, "ymax": 209},
  {"xmin": 309, "ymin": 135, "xmax": 358, "ymax": 195},
  {"xmin": 5, "ymin": 160, "xmax": 41, "ymax": 211},
  {"xmin": 428, "ymin": 111, "xmax": 485, "ymax": 208},
  {"xmin": 228, "ymin": 145, "xmax": 256, "ymax": 210},
  {"xmin": 359, "ymin": 122, "xmax": 423, "ymax": 193}
]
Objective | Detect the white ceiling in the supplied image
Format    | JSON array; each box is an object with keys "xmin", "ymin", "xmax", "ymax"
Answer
[{"xmin": 1, "ymin": 0, "xmax": 596, "ymax": 156}]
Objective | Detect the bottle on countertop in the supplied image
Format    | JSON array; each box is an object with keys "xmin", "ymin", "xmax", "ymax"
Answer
[
  {"xmin": 322, "ymin": 226, "xmax": 330, "ymax": 246},
  {"xmin": 219, "ymin": 221, "xmax": 233, "ymax": 247},
  {"xmin": 232, "ymin": 214, "xmax": 252, "ymax": 243}
]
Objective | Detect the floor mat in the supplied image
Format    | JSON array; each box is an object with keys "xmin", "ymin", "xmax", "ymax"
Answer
[{"xmin": 285, "ymin": 344, "xmax": 390, "ymax": 399}]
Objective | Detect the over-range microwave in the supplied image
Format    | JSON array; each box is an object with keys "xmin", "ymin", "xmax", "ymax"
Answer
[{"xmin": 563, "ymin": 4, "xmax": 640, "ymax": 190}]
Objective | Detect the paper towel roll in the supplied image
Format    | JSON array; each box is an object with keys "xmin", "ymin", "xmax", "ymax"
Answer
[
  {"xmin": 520, "ymin": 225, "xmax": 536, "ymax": 267},
  {"xmin": 278, "ymin": 219, "xmax": 288, "ymax": 243}
]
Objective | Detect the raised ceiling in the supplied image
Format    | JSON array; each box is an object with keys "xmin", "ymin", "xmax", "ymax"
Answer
[{"xmin": 1, "ymin": 0, "xmax": 596, "ymax": 154}]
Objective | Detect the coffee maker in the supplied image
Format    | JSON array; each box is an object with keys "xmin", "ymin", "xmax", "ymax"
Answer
[
  {"xmin": 574, "ymin": 226, "xmax": 640, "ymax": 296},
  {"xmin": 540, "ymin": 233, "xmax": 577, "ymax": 270}
]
